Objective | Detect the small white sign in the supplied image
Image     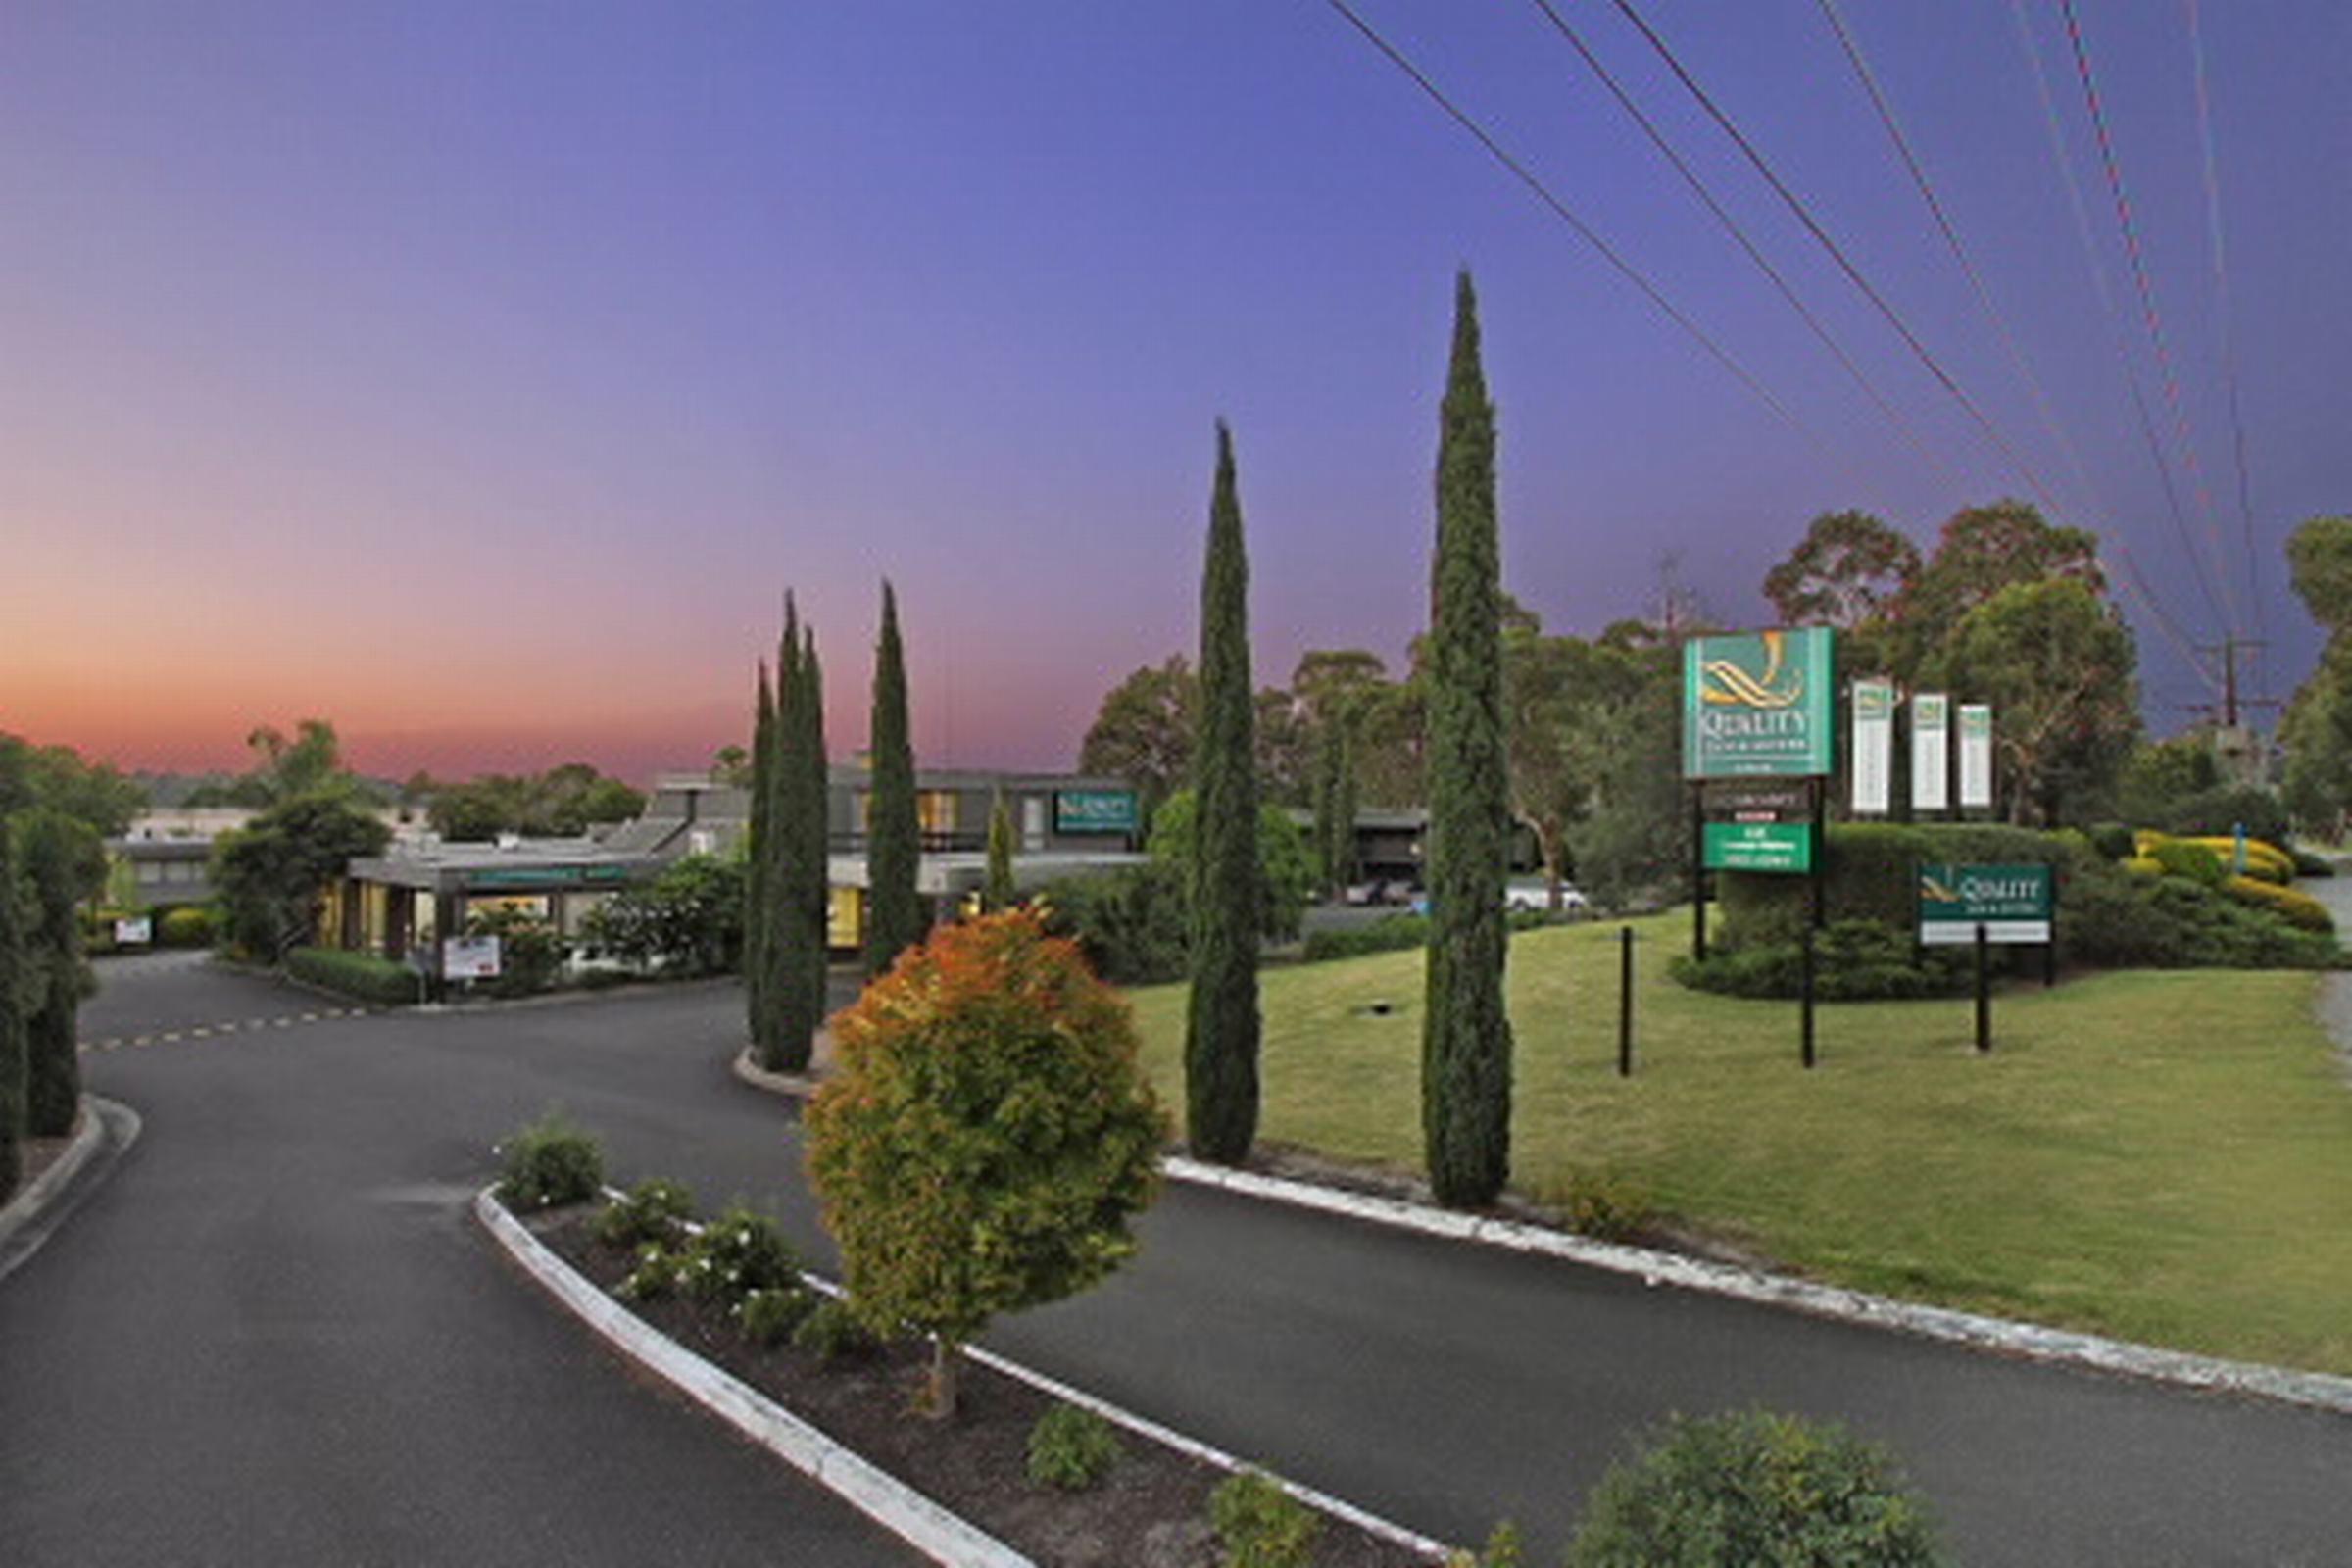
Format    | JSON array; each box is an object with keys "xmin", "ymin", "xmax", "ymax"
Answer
[
  {"xmin": 443, "ymin": 936, "xmax": 502, "ymax": 980},
  {"xmin": 1851, "ymin": 680, "xmax": 1894, "ymax": 816},
  {"xmin": 1959, "ymin": 704, "xmax": 1994, "ymax": 811},
  {"xmin": 1911, "ymin": 694, "xmax": 1950, "ymax": 812},
  {"xmin": 113, "ymin": 916, "xmax": 153, "ymax": 946},
  {"xmin": 1920, "ymin": 919, "xmax": 2051, "ymax": 946}
]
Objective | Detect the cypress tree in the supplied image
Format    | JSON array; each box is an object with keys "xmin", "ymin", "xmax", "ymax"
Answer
[
  {"xmin": 775, "ymin": 626, "xmax": 830, "ymax": 1070},
  {"xmin": 1185, "ymin": 420, "xmax": 1260, "ymax": 1166},
  {"xmin": 745, "ymin": 659, "xmax": 775, "ymax": 1045},
  {"xmin": 983, "ymin": 789, "xmax": 1017, "ymax": 912},
  {"xmin": 864, "ymin": 581, "xmax": 923, "ymax": 977},
  {"xmin": 0, "ymin": 829, "xmax": 25, "ymax": 1200},
  {"xmin": 1332, "ymin": 719, "xmax": 1359, "ymax": 893},
  {"xmin": 1423, "ymin": 271, "xmax": 1513, "ymax": 1208},
  {"xmin": 757, "ymin": 600, "xmax": 802, "ymax": 1067},
  {"xmin": 17, "ymin": 810, "xmax": 93, "ymax": 1140}
]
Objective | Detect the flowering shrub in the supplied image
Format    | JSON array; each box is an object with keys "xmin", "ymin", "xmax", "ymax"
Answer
[
  {"xmin": 495, "ymin": 1113, "xmax": 603, "ymax": 1210},
  {"xmin": 805, "ymin": 909, "xmax": 1167, "ymax": 1417},
  {"xmin": 618, "ymin": 1241, "xmax": 685, "ymax": 1302},
  {"xmin": 735, "ymin": 1285, "xmax": 817, "ymax": 1347},
  {"xmin": 678, "ymin": 1206, "xmax": 802, "ymax": 1307},
  {"xmin": 594, "ymin": 1178, "xmax": 696, "ymax": 1250}
]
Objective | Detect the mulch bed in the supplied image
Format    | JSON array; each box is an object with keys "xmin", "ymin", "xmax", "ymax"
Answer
[{"xmin": 524, "ymin": 1203, "xmax": 1439, "ymax": 1568}]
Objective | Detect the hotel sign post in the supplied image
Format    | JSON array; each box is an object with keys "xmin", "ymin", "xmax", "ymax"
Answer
[
  {"xmin": 1684, "ymin": 628, "xmax": 1836, "ymax": 1066},
  {"xmin": 1917, "ymin": 862, "xmax": 2056, "ymax": 1052}
]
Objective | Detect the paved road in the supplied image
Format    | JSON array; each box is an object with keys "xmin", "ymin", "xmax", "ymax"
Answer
[
  {"xmin": 16, "ymin": 959, "xmax": 2352, "ymax": 1564},
  {"xmin": 0, "ymin": 959, "xmax": 916, "ymax": 1568}
]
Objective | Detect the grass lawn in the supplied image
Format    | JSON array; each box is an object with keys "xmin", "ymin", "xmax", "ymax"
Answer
[{"xmin": 1125, "ymin": 914, "xmax": 2352, "ymax": 1376}]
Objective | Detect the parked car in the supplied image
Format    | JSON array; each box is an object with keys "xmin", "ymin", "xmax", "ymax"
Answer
[{"xmin": 1504, "ymin": 880, "xmax": 1590, "ymax": 915}]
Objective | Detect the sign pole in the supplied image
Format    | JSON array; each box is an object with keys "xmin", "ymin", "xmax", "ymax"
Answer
[
  {"xmin": 1809, "ymin": 778, "xmax": 1827, "ymax": 930},
  {"xmin": 1690, "ymin": 785, "xmax": 1707, "ymax": 962},
  {"xmin": 1974, "ymin": 921, "xmax": 1991, "ymax": 1054},
  {"xmin": 1618, "ymin": 925, "xmax": 1635, "ymax": 1077}
]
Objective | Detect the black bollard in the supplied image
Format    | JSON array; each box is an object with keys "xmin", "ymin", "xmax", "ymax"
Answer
[{"xmin": 1975, "ymin": 921, "xmax": 1992, "ymax": 1054}]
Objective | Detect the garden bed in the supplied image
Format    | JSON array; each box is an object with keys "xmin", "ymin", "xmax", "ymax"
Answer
[{"xmin": 516, "ymin": 1198, "xmax": 1439, "ymax": 1568}]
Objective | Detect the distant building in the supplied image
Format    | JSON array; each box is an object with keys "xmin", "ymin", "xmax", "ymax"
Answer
[{"xmin": 323, "ymin": 767, "xmax": 1146, "ymax": 964}]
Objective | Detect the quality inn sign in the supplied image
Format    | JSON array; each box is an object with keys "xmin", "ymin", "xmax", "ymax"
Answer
[{"xmin": 1683, "ymin": 627, "xmax": 1836, "ymax": 779}]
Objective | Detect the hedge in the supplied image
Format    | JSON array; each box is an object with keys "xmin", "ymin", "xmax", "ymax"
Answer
[
  {"xmin": 1717, "ymin": 822, "xmax": 2098, "ymax": 950},
  {"xmin": 285, "ymin": 946, "xmax": 421, "ymax": 1005},
  {"xmin": 2224, "ymin": 875, "xmax": 2334, "ymax": 934},
  {"xmin": 157, "ymin": 906, "xmax": 217, "ymax": 948}
]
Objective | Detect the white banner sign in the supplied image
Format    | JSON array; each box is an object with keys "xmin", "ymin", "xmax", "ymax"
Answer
[
  {"xmin": 1959, "ymin": 704, "xmax": 1994, "ymax": 811},
  {"xmin": 1912, "ymin": 693, "xmax": 1950, "ymax": 813},
  {"xmin": 1851, "ymin": 680, "xmax": 1894, "ymax": 816},
  {"xmin": 443, "ymin": 936, "xmax": 502, "ymax": 980},
  {"xmin": 113, "ymin": 916, "xmax": 153, "ymax": 946}
]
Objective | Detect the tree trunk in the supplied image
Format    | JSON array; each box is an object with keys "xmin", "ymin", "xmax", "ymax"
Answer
[{"xmin": 926, "ymin": 1335, "xmax": 960, "ymax": 1421}]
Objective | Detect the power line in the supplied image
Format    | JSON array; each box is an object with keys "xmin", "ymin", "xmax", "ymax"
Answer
[
  {"xmin": 2056, "ymin": 0, "xmax": 2243, "ymax": 636},
  {"xmin": 2185, "ymin": 0, "xmax": 2267, "ymax": 685},
  {"xmin": 1318, "ymin": 0, "xmax": 1857, "ymax": 474},
  {"xmin": 2006, "ymin": 0, "xmax": 2230, "ymax": 645},
  {"xmin": 1603, "ymin": 0, "xmax": 2075, "ymax": 525},
  {"xmin": 1521, "ymin": 0, "xmax": 1957, "ymax": 487},
  {"xmin": 1810, "ymin": 0, "xmax": 2103, "ymax": 519}
]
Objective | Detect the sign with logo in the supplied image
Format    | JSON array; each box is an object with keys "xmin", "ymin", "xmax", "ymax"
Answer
[
  {"xmin": 1958, "ymin": 704, "xmax": 1994, "ymax": 811},
  {"xmin": 471, "ymin": 864, "xmax": 630, "ymax": 889},
  {"xmin": 1683, "ymin": 628, "xmax": 1836, "ymax": 779},
  {"xmin": 1911, "ymin": 693, "xmax": 1950, "ymax": 812},
  {"xmin": 113, "ymin": 915, "xmax": 153, "ymax": 946},
  {"xmin": 1851, "ymin": 679, "xmax": 1894, "ymax": 816},
  {"xmin": 443, "ymin": 936, "xmax": 502, "ymax": 980},
  {"xmin": 1054, "ymin": 790, "xmax": 1140, "ymax": 835},
  {"xmin": 1704, "ymin": 821, "xmax": 1814, "ymax": 873},
  {"xmin": 1917, "ymin": 863, "xmax": 2052, "ymax": 945}
]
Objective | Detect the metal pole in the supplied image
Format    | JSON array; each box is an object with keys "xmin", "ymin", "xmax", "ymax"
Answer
[
  {"xmin": 1810, "ymin": 778, "xmax": 1828, "ymax": 929},
  {"xmin": 1618, "ymin": 925, "xmax": 1635, "ymax": 1077},
  {"xmin": 1690, "ymin": 786, "xmax": 1707, "ymax": 961},
  {"xmin": 1800, "ymin": 920, "xmax": 1817, "ymax": 1069},
  {"xmin": 1975, "ymin": 921, "xmax": 1991, "ymax": 1053}
]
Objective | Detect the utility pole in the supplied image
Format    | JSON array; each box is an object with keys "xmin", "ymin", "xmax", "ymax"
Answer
[{"xmin": 2184, "ymin": 638, "xmax": 2279, "ymax": 788}]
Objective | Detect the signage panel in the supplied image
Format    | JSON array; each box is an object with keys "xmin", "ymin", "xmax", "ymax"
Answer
[
  {"xmin": 469, "ymin": 864, "xmax": 630, "ymax": 889},
  {"xmin": 1911, "ymin": 694, "xmax": 1950, "ymax": 812},
  {"xmin": 1851, "ymin": 679, "xmax": 1894, "ymax": 816},
  {"xmin": 113, "ymin": 916, "xmax": 153, "ymax": 946},
  {"xmin": 443, "ymin": 936, "xmax": 502, "ymax": 980},
  {"xmin": 1683, "ymin": 628, "xmax": 1837, "ymax": 779},
  {"xmin": 1958, "ymin": 704, "xmax": 1994, "ymax": 810},
  {"xmin": 1054, "ymin": 790, "xmax": 1140, "ymax": 835},
  {"xmin": 1703, "ymin": 821, "xmax": 1814, "ymax": 873},
  {"xmin": 1918, "ymin": 862, "xmax": 2052, "ymax": 945}
]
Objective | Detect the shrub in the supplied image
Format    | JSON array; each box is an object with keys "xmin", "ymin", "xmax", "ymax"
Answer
[
  {"xmin": 1447, "ymin": 1523, "xmax": 1526, "ymax": 1568},
  {"xmin": 2157, "ymin": 785, "xmax": 2290, "ymax": 846},
  {"xmin": 2146, "ymin": 837, "xmax": 2227, "ymax": 888},
  {"xmin": 285, "ymin": 946, "xmax": 420, "ymax": 1005},
  {"xmin": 737, "ymin": 1285, "xmax": 817, "ymax": 1347},
  {"xmin": 618, "ymin": 1241, "xmax": 685, "ymax": 1301},
  {"xmin": 1301, "ymin": 913, "xmax": 1429, "ymax": 963},
  {"xmin": 466, "ymin": 906, "xmax": 564, "ymax": 997},
  {"xmin": 2177, "ymin": 836, "xmax": 2293, "ymax": 884},
  {"xmin": 677, "ymin": 1206, "xmax": 802, "ymax": 1306},
  {"xmin": 1718, "ymin": 822, "xmax": 2091, "ymax": 951},
  {"xmin": 1036, "ymin": 861, "xmax": 1190, "ymax": 985},
  {"xmin": 2062, "ymin": 865, "xmax": 2338, "ymax": 970},
  {"xmin": 1025, "ymin": 1403, "xmax": 1123, "ymax": 1491},
  {"xmin": 2224, "ymin": 876, "xmax": 2334, "ymax": 934},
  {"xmin": 594, "ymin": 1178, "xmax": 696, "ymax": 1250},
  {"xmin": 2084, "ymin": 821, "xmax": 2136, "ymax": 861},
  {"xmin": 157, "ymin": 906, "xmax": 217, "ymax": 948},
  {"xmin": 1209, "ymin": 1470, "xmax": 1321, "ymax": 1568},
  {"xmin": 1671, "ymin": 920, "xmax": 1975, "ymax": 1002},
  {"xmin": 495, "ymin": 1112, "xmax": 604, "ymax": 1211},
  {"xmin": 1564, "ymin": 1409, "xmax": 1947, "ymax": 1568},
  {"xmin": 805, "ymin": 910, "xmax": 1167, "ymax": 1418},
  {"xmin": 790, "ymin": 1297, "xmax": 877, "ymax": 1361},
  {"xmin": 1551, "ymin": 1170, "xmax": 1655, "ymax": 1243},
  {"xmin": 2290, "ymin": 846, "xmax": 2337, "ymax": 878}
]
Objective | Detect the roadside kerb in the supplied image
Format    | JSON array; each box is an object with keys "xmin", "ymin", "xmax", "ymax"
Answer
[
  {"xmin": 476, "ymin": 1187, "xmax": 1033, "ymax": 1568},
  {"xmin": 0, "ymin": 1096, "xmax": 142, "ymax": 1282},
  {"xmin": 736, "ymin": 1046, "xmax": 2352, "ymax": 1417}
]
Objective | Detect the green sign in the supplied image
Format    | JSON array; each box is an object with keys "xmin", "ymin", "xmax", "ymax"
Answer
[
  {"xmin": 1684, "ymin": 627, "xmax": 1837, "ymax": 779},
  {"xmin": 1917, "ymin": 862, "xmax": 2052, "ymax": 945},
  {"xmin": 1704, "ymin": 821, "xmax": 1814, "ymax": 873},
  {"xmin": 1054, "ymin": 790, "xmax": 1139, "ymax": 835},
  {"xmin": 470, "ymin": 864, "xmax": 631, "ymax": 889}
]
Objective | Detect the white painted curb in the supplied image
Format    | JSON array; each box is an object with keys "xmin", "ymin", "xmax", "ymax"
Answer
[
  {"xmin": 0, "ymin": 1095, "xmax": 140, "ymax": 1280},
  {"xmin": 1165, "ymin": 1156, "xmax": 2352, "ymax": 1417},
  {"xmin": 476, "ymin": 1188, "xmax": 1033, "ymax": 1568}
]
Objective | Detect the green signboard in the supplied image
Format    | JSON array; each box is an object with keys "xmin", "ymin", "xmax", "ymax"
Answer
[
  {"xmin": 1684, "ymin": 627, "xmax": 1837, "ymax": 779},
  {"xmin": 1054, "ymin": 790, "xmax": 1139, "ymax": 835},
  {"xmin": 1917, "ymin": 862, "xmax": 2052, "ymax": 945},
  {"xmin": 1703, "ymin": 821, "xmax": 1814, "ymax": 873}
]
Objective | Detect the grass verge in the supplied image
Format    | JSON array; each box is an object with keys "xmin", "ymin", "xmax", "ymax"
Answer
[{"xmin": 1125, "ymin": 912, "xmax": 2352, "ymax": 1376}]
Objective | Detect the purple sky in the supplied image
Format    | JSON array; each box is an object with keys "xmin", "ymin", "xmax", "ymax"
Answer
[{"xmin": 5, "ymin": 1, "xmax": 2345, "ymax": 780}]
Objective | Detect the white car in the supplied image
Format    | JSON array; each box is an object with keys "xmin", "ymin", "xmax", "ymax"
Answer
[{"xmin": 1504, "ymin": 881, "xmax": 1590, "ymax": 914}]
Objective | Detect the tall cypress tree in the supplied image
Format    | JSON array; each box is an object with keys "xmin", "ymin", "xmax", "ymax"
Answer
[
  {"xmin": 745, "ymin": 659, "xmax": 775, "ymax": 1045},
  {"xmin": 757, "ymin": 600, "xmax": 802, "ymax": 1067},
  {"xmin": 775, "ymin": 626, "xmax": 830, "ymax": 1070},
  {"xmin": 0, "ymin": 829, "xmax": 26, "ymax": 1201},
  {"xmin": 1423, "ymin": 271, "xmax": 1512, "ymax": 1208},
  {"xmin": 983, "ymin": 788, "xmax": 1017, "ymax": 912},
  {"xmin": 17, "ymin": 810, "xmax": 94, "ymax": 1139},
  {"xmin": 864, "ymin": 582, "xmax": 922, "ymax": 977},
  {"xmin": 1185, "ymin": 420, "xmax": 1260, "ymax": 1165}
]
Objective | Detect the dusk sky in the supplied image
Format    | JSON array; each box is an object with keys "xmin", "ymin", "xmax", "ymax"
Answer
[{"xmin": 6, "ymin": 1, "xmax": 2346, "ymax": 783}]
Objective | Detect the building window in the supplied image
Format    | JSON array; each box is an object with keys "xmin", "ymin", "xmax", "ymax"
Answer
[{"xmin": 918, "ymin": 792, "xmax": 957, "ymax": 835}]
